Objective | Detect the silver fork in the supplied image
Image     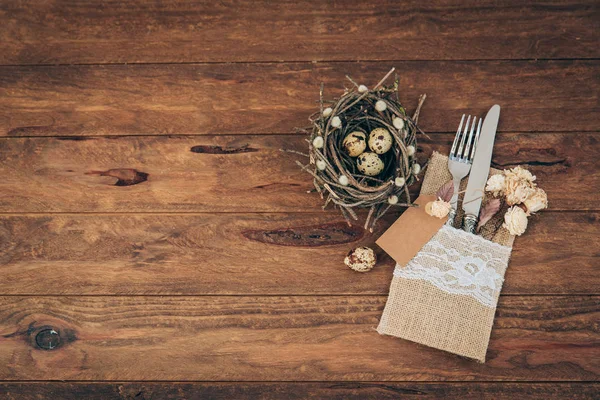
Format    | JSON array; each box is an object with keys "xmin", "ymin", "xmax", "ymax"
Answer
[{"xmin": 446, "ymin": 114, "xmax": 481, "ymax": 227}]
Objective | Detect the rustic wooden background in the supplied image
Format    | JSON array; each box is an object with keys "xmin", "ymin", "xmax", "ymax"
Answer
[{"xmin": 0, "ymin": 1, "xmax": 598, "ymax": 398}]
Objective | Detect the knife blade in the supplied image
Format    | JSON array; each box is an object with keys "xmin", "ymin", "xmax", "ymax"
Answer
[{"xmin": 462, "ymin": 105, "xmax": 501, "ymax": 233}]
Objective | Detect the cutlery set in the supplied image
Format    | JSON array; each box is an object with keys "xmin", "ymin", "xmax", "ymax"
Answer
[{"xmin": 446, "ymin": 105, "xmax": 501, "ymax": 233}]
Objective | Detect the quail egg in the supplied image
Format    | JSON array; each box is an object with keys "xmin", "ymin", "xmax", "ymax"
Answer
[
  {"xmin": 342, "ymin": 131, "xmax": 367, "ymax": 157},
  {"xmin": 368, "ymin": 127, "xmax": 393, "ymax": 155},
  {"xmin": 357, "ymin": 152, "xmax": 384, "ymax": 176},
  {"xmin": 344, "ymin": 246, "xmax": 377, "ymax": 272}
]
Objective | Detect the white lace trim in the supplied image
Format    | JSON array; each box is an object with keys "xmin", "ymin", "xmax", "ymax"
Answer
[{"xmin": 394, "ymin": 225, "xmax": 511, "ymax": 308}]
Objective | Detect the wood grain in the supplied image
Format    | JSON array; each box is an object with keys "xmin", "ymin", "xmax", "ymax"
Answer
[
  {"xmin": 1, "ymin": 61, "xmax": 598, "ymax": 136},
  {"xmin": 1, "ymin": 0, "xmax": 598, "ymax": 65},
  {"xmin": 0, "ymin": 133, "xmax": 596, "ymax": 212},
  {"xmin": 0, "ymin": 296, "xmax": 598, "ymax": 381},
  {"xmin": 1, "ymin": 382, "xmax": 598, "ymax": 400},
  {"xmin": 0, "ymin": 212, "xmax": 597, "ymax": 295}
]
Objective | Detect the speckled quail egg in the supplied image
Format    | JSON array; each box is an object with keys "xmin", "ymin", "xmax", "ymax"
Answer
[
  {"xmin": 368, "ymin": 127, "xmax": 393, "ymax": 155},
  {"xmin": 344, "ymin": 246, "xmax": 377, "ymax": 272},
  {"xmin": 342, "ymin": 131, "xmax": 367, "ymax": 157},
  {"xmin": 357, "ymin": 152, "xmax": 384, "ymax": 176}
]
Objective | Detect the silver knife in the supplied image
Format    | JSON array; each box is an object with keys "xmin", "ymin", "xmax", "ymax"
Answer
[{"xmin": 462, "ymin": 105, "xmax": 501, "ymax": 233}]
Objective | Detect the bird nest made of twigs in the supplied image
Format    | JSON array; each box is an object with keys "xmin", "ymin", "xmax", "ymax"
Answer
[{"xmin": 295, "ymin": 68, "xmax": 426, "ymax": 231}]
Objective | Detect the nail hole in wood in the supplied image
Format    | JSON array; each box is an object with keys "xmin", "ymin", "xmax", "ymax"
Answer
[{"xmin": 35, "ymin": 328, "xmax": 60, "ymax": 350}]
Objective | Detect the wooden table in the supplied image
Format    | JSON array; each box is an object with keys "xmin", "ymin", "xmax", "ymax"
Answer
[{"xmin": 0, "ymin": 1, "xmax": 598, "ymax": 398}]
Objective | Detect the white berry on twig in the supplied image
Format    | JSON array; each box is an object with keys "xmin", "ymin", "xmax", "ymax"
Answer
[
  {"xmin": 312, "ymin": 136, "xmax": 324, "ymax": 149},
  {"xmin": 331, "ymin": 116, "xmax": 342, "ymax": 128},
  {"xmin": 393, "ymin": 117, "xmax": 405, "ymax": 130}
]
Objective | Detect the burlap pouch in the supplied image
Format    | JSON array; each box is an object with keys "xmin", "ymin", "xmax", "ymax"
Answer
[{"xmin": 377, "ymin": 152, "xmax": 514, "ymax": 362}]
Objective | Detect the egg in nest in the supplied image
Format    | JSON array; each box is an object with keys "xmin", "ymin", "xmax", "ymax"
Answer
[
  {"xmin": 357, "ymin": 152, "xmax": 384, "ymax": 176},
  {"xmin": 368, "ymin": 127, "xmax": 393, "ymax": 155},
  {"xmin": 342, "ymin": 131, "xmax": 367, "ymax": 157}
]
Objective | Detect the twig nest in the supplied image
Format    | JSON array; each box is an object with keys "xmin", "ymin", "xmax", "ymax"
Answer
[
  {"xmin": 343, "ymin": 131, "xmax": 367, "ymax": 157},
  {"xmin": 357, "ymin": 152, "xmax": 384, "ymax": 176},
  {"xmin": 300, "ymin": 68, "xmax": 426, "ymax": 231},
  {"xmin": 368, "ymin": 127, "xmax": 393, "ymax": 154},
  {"xmin": 344, "ymin": 246, "xmax": 377, "ymax": 272}
]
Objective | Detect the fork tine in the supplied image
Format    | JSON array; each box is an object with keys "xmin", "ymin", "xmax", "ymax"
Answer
[
  {"xmin": 450, "ymin": 114, "xmax": 465, "ymax": 158},
  {"xmin": 464, "ymin": 116, "xmax": 477, "ymax": 162},
  {"xmin": 457, "ymin": 115, "xmax": 471, "ymax": 160},
  {"xmin": 473, "ymin": 117, "xmax": 483, "ymax": 151}
]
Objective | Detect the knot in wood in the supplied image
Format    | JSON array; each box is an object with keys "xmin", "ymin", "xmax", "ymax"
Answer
[{"xmin": 35, "ymin": 328, "xmax": 60, "ymax": 350}]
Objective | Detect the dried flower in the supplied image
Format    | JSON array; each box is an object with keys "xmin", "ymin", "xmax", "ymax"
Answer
[
  {"xmin": 425, "ymin": 198, "xmax": 452, "ymax": 218},
  {"xmin": 331, "ymin": 116, "xmax": 342, "ymax": 128},
  {"xmin": 486, "ymin": 174, "xmax": 506, "ymax": 196},
  {"xmin": 393, "ymin": 117, "xmax": 405, "ymax": 130},
  {"xmin": 503, "ymin": 206, "xmax": 528, "ymax": 236},
  {"xmin": 358, "ymin": 85, "xmax": 368, "ymax": 93},
  {"xmin": 375, "ymin": 100, "xmax": 387, "ymax": 112},
  {"xmin": 312, "ymin": 136, "xmax": 324, "ymax": 149},
  {"xmin": 394, "ymin": 177, "xmax": 405, "ymax": 187},
  {"xmin": 505, "ymin": 175, "xmax": 536, "ymax": 206},
  {"xmin": 338, "ymin": 175, "xmax": 349, "ymax": 186},
  {"xmin": 388, "ymin": 195, "xmax": 399, "ymax": 205},
  {"xmin": 436, "ymin": 180, "xmax": 454, "ymax": 202},
  {"xmin": 523, "ymin": 188, "xmax": 548, "ymax": 214},
  {"xmin": 316, "ymin": 160, "xmax": 327, "ymax": 170},
  {"xmin": 322, "ymin": 107, "xmax": 333, "ymax": 117},
  {"xmin": 506, "ymin": 166, "xmax": 536, "ymax": 183},
  {"xmin": 412, "ymin": 163, "xmax": 421, "ymax": 175},
  {"xmin": 406, "ymin": 145, "xmax": 415, "ymax": 156},
  {"xmin": 477, "ymin": 198, "xmax": 501, "ymax": 231}
]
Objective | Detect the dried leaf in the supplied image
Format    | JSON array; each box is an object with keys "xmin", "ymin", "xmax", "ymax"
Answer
[
  {"xmin": 436, "ymin": 180, "xmax": 454, "ymax": 202},
  {"xmin": 477, "ymin": 198, "xmax": 501, "ymax": 232}
]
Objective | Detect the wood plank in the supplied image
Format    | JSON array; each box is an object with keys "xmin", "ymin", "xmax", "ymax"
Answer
[
  {"xmin": 0, "ymin": 296, "xmax": 597, "ymax": 381},
  {"xmin": 0, "ymin": 212, "xmax": 597, "ymax": 295},
  {"xmin": 1, "ymin": 61, "xmax": 598, "ymax": 136},
  {"xmin": 1, "ymin": 0, "xmax": 597, "ymax": 65},
  {"xmin": 1, "ymin": 382, "xmax": 598, "ymax": 400},
  {"xmin": 0, "ymin": 133, "xmax": 596, "ymax": 212}
]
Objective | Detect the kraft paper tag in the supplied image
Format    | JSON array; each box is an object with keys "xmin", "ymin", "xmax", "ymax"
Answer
[{"xmin": 376, "ymin": 195, "xmax": 447, "ymax": 266}]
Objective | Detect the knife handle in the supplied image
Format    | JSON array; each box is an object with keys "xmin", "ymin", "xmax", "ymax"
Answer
[{"xmin": 463, "ymin": 214, "xmax": 477, "ymax": 234}]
